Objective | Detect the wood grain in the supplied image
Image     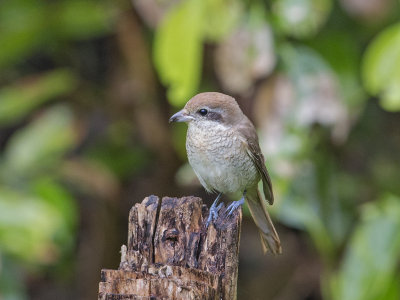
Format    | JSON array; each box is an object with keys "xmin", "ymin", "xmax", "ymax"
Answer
[{"xmin": 98, "ymin": 196, "xmax": 242, "ymax": 300}]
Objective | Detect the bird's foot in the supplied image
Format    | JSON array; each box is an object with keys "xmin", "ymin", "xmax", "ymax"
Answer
[
  {"xmin": 206, "ymin": 203, "xmax": 223, "ymax": 227},
  {"xmin": 206, "ymin": 193, "xmax": 223, "ymax": 227},
  {"xmin": 227, "ymin": 197, "xmax": 245, "ymax": 216}
]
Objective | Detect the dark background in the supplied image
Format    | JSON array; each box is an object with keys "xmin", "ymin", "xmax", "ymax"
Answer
[{"xmin": 0, "ymin": 0, "xmax": 400, "ymax": 299}]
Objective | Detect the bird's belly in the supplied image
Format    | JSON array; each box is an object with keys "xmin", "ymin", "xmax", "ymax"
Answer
[{"xmin": 186, "ymin": 126, "xmax": 259, "ymax": 195}]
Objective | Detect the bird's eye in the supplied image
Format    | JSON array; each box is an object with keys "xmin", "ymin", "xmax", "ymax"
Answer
[{"xmin": 198, "ymin": 108, "xmax": 208, "ymax": 116}]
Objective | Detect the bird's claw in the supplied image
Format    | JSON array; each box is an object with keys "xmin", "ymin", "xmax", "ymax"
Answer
[
  {"xmin": 206, "ymin": 193, "xmax": 223, "ymax": 227},
  {"xmin": 206, "ymin": 203, "xmax": 223, "ymax": 227},
  {"xmin": 227, "ymin": 197, "xmax": 245, "ymax": 216}
]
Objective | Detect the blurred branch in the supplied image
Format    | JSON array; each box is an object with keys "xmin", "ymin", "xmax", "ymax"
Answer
[{"xmin": 114, "ymin": 9, "xmax": 177, "ymax": 167}]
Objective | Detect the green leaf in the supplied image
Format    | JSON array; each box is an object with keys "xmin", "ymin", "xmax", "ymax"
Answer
[
  {"xmin": 329, "ymin": 194, "xmax": 400, "ymax": 300},
  {"xmin": 0, "ymin": 187, "xmax": 64, "ymax": 264},
  {"xmin": 362, "ymin": 23, "xmax": 400, "ymax": 111},
  {"xmin": 273, "ymin": 0, "xmax": 332, "ymax": 38},
  {"xmin": 0, "ymin": 69, "xmax": 78, "ymax": 126},
  {"xmin": 32, "ymin": 178, "xmax": 77, "ymax": 231},
  {"xmin": 2, "ymin": 105, "xmax": 76, "ymax": 177},
  {"xmin": 202, "ymin": 0, "xmax": 241, "ymax": 41},
  {"xmin": 32, "ymin": 178, "xmax": 77, "ymax": 251},
  {"xmin": 153, "ymin": 0, "xmax": 204, "ymax": 107},
  {"xmin": 153, "ymin": 0, "xmax": 242, "ymax": 106}
]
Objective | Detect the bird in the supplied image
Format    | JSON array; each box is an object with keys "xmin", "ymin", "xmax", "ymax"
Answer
[{"xmin": 169, "ymin": 92, "xmax": 282, "ymax": 254}]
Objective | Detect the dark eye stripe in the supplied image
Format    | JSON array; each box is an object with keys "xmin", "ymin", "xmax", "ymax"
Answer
[
  {"xmin": 197, "ymin": 108, "xmax": 223, "ymax": 122},
  {"xmin": 207, "ymin": 111, "xmax": 223, "ymax": 122}
]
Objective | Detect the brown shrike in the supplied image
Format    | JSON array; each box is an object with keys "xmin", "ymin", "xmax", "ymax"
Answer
[{"xmin": 169, "ymin": 92, "xmax": 282, "ymax": 254}]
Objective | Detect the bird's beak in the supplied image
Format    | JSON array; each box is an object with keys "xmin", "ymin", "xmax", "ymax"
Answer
[{"xmin": 169, "ymin": 109, "xmax": 193, "ymax": 123}]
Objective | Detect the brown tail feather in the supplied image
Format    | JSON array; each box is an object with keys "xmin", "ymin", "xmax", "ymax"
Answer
[{"xmin": 246, "ymin": 188, "xmax": 282, "ymax": 254}]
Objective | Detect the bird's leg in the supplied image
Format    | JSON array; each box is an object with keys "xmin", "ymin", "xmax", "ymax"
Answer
[
  {"xmin": 206, "ymin": 193, "xmax": 223, "ymax": 226},
  {"xmin": 227, "ymin": 191, "xmax": 246, "ymax": 216}
]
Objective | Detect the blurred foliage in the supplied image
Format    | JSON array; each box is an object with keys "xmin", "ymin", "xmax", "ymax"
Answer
[
  {"xmin": 362, "ymin": 23, "xmax": 400, "ymax": 111},
  {"xmin": 0, "ymin": 70, "xmax": 77, "ymax": 125},
  {"xmin": 0, "ymin": 0, "xmax": 113, "ymax": 298},
  {"xmin": 329, "ymin": 194, "xmax": 400, "ymax": 300},
  {"xmin": 0, "ymin": 0, "xmax": 113, "ymax": 69},
  {"xmin": 1, "ymin": 0, "xmax": 400, "ymax": 299},
  {"xmin": 3, "ymin": 106, "xmax": 76, "ymax": 176},
  {"xmin": 272, "ymin": 0, "xmax": 332, "ymax": 38},
  {"xmin": 154, "ymin": 0, "xmax": 240, "ymax": 106},
  {"xmin": 154, "ymin": 0, "xmax": 205, "ymax": 106}
]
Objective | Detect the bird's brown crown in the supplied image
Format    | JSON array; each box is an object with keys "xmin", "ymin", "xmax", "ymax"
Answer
[{"xmin": 184, "ymin": 92, "xmax": 244, "ymax": 125}]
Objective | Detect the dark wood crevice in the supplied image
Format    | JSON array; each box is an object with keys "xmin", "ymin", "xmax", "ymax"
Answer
[{"xmin": 98, "ymin": 196, "xmax": 242, "ymax": 299}]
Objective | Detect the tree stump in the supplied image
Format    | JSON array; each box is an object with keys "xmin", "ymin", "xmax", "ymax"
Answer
[{"xmin": 98, "ymin": 195, "xmax": 242, "ymax": 300}]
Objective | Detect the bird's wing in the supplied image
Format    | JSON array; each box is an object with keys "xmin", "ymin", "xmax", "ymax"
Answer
[{"xmin": 236, "ymin": 117, "xmax": 274, "ymax": 205}]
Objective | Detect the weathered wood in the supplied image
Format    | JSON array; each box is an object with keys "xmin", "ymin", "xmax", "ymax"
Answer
[{"xmin": 98, "ymin": 195, "xmax": 242, "ymax": 300}]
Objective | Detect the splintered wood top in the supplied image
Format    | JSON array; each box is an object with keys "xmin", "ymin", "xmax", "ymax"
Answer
[{"xmin": 98, "ymin": 196, "xmax": 242, "ymax": 300}]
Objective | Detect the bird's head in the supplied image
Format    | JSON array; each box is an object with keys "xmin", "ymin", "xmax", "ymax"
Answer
[{"xmin": 169, "ymin": 92, "xmax": 244, "ymax": 126}]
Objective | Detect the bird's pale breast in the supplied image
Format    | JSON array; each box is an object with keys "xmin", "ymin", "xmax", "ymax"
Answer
[{"xmin": 186, "ymin": 121, "xmax": 259, "ymax": 196}]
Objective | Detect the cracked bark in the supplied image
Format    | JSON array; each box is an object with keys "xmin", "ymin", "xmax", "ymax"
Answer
[{"xmin": 98, "ymin": 196, "xmax": 242, "ymax": 300}]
